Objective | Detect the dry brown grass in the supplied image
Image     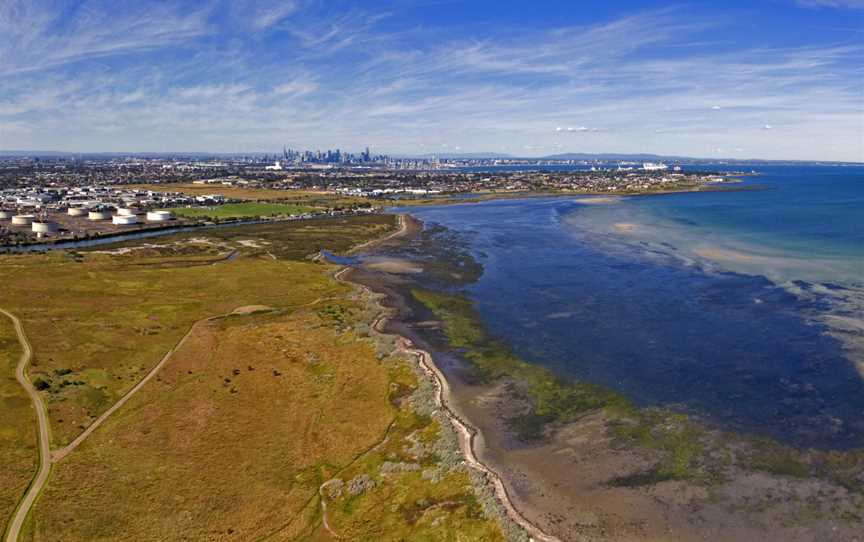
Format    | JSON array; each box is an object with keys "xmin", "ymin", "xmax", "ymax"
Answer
[
  {"xmin": 30, "ymin": 308, "xmax": 394, "ymax": 541},
  {"xmin": 0, "ymin": 317, "xmax": 36, "ymax": 534},
  {"xmin": 0, "ymin": 251, "xmax": 340, "ymax": 446},
  {"xmin": 0, "ymin": 216, "xmax": 395, "ymax": 447},
  {"xmin": 2, "ymin": 214, "xmax": 505, "ymax": 541}
]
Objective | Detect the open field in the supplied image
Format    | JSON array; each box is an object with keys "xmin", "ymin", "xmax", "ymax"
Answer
[
  {"xmin": 127, "ymin": 183, "xmax": 372, "ymax": 208},
  {"xmin": 28, "ymin": 304, "xmax": 503, "ymax": 540},
  {"xmin": 1, "ymin": 213, "xmax": 508, "ymax": 540},
  {"xmin": 0, "ymin": 317, "xmax": 36, "ymax": 537},
  {"xmin": 125, "ymin": 183, "xmax": 323, "ymax": 201},
  {"xmin": 167, "ymin": 202, "xmax": 316, "ymax": 219},
  {"xmin": 0, "ymin": 215, "xmax": 396, "ymax": 447}
]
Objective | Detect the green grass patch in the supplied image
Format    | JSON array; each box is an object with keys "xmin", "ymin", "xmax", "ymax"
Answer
[{"xmin": 168, "ymin": 202, "xmax": 316, "ymax": 219}]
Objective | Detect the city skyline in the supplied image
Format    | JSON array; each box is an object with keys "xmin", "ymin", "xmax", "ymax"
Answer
[{"xmin": 1, "ymin": 0, "xmax": 863, "ymax": 161}]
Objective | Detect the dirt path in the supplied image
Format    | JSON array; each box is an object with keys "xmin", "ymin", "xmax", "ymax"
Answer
[
  {"xmin": 346, "ymin": 214, "xmax": 408, "ymax": 255},
  {"xmin": 52, "ymin": 295, "xmax": 334, "ymax": 463},
  {"xmin": 1, "ymin": 308, "xmax": 51, "ymax": 542},
  {"xmin": 50, "ymin": 313, "xmax": 225, "ymax": 462},
  {"xmin": 333, "ymin": 267, "xmax": 559, "ymax": 542}
]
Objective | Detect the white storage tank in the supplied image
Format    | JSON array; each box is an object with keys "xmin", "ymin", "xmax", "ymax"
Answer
[
  {"xmin": 88, "ymin": 210, "xmax": 112, "ymax": 221},
  {"xmin": 117, "ymin": 208, "xmax": 137, "ymax": 216},
  {"xmin": 32, "ymin": 221, "xmax": 59, "ymax": 234},
  {"xmin": 11, "ymin": 214, "xmax": 35, "ymax": 226},
  {"xmin": 112, "ymin": 214, "xmax": 138, "ymax": 225},
  {"xmin": 146, "ymin": 210, "xmax": 174, "ymax": 222},
  {"xmin": 67, "ymin": 207, "xmax": 88, "ymax": 217},
  {"xmin": 0, "ymin": 210, "xmax": 13, "ymax": 220}
]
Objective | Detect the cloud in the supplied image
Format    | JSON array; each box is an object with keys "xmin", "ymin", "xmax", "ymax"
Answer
[
  {"xmin": 0, "ymin": 2, "xmax": 861, "ymax": 161},
  {"xmin": 235, "ymin": 0, "xmax": 300, "ymax": 30},
  {"xmin": 794, "ymin": 0, "xmax": 864, "ymax": 9},
  {"xmin": 0, "ymin": 0, "xmax": 212, "ymax": 76}
]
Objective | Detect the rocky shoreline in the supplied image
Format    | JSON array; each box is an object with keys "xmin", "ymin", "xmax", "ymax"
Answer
[{"xmin": 335, "ymin": 215, "xmax": 556, "ymax": 541}]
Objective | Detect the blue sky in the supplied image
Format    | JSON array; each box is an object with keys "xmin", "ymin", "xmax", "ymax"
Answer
[{"xmin": 0, "ymin": 0, "xmax": 862, "ymax": 160}]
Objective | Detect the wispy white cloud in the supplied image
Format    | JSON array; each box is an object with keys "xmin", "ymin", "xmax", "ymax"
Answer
[
  {"xmin": 0, "ymin": 2, "xmax": 861, "ymax": 161},
  {"xmin": 795, "ymin": 0, "xmax": 864, "ymax": 9},
  {"xmin": 0, "ymin": 0, "xmax": 212, "ymax": 76},
  {"xmin": 234, "ymin": 0, "xmax": 301, "ymax": 30}
]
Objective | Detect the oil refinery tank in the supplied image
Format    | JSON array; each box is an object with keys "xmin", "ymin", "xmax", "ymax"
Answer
[
  {"xmin": 146, "ymin": 210, "xmax": 174, "ymax": 222},
  {"xmin": 112, "ymin": 214, "xmax": 138, "ymax": 225},
  {"xmin": 88, "ymin": 210, "xmax": 112, "ymax": 221},
  {"xmin": 0, "ymin": 210, "xmax": 13, "ymax": 220},
  {"xmin": 32, "ymin": 221, "xmax": 59, "ymax": 234},
  {"xmin": 117, "ymin": 208, "xmax": 137, "ymax": 216},
  {"xmin": 67, "ymin": 207, "xmax": 87, "ymax": 217},
  {"xmin": 11, "ymin": 215, "xmax": 35, "ymax": 226}
]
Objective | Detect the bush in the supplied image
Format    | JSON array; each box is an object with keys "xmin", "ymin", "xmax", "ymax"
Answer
[{"xmin": 33, "ymin": 377, "xmax": 51, "ymax": 391}]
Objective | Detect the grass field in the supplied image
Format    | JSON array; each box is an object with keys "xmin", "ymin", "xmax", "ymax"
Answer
[
  {"xmin": 1, "ymin": 213, "xmax": 508, "ymax": 540},
  {"xmin": 0, "ymin": 215, "xmax": 396, "ymax": 448},
  {"xmin": 167, "ymin": 202, "xmax": 316, "ymax": 219},
  {"xmin": 126, "ymin": 183, "xmax": 321, "ymax": 201},
  {"xmin": 0, "ymin": 316, "xmax": 36, "ymax": 536},
  {"xmin": 127, "ymin": 183, "xmax": 372, "ymax": 209}
]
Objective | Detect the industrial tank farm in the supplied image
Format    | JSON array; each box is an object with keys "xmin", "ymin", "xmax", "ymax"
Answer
[
  {"xmin": 32, "ymin": 221, "xmax": 60, "ymax": 235},
  {"xmin": 0, "ymin": 206, "xmax": 186, "ymax": 246},
  {"xmin": 112, "ymin": 214, "xmax": 138, "ymax": 225},
  {"xmin": 146, "ymin": 210, "xmax": 173, "ymax": 222},
  {"xmin": 88, "ymin": 210, "xmax": 112, "ymax": 221}
]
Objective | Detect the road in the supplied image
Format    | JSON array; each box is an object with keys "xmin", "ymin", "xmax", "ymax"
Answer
[{"xmin": 1, "ymin": 308, "xmax": 51, "ymax": 542}]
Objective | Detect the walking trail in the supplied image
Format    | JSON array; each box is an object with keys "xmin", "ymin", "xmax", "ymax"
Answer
[{"xmin": 1, "ymin": 308, "xmax": 50, "ymax": 542}]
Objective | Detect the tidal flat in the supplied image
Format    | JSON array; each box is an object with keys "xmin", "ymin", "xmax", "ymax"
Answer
[{"xmin": 346, "ymin": 202, "xmax": 864, "ymax": 541}]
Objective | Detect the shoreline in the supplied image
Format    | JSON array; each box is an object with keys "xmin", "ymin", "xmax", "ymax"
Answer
[
  {"xmin": 334, "ymin": 215, "xmax": 559, "ymax": 542},
  {"xmin": 335, "ymin": 209, "xmax": 864, "ymax": 541},
  {"xmin": 386, "ymin": 180, "xmax": 762, "ymax": 208}
]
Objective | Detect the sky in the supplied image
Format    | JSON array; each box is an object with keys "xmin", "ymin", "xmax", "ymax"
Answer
[{"xmin": 0, "ymin": 0, "xmax": 862, "ymax": 161}]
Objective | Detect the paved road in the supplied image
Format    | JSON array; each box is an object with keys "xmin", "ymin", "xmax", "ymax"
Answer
[{"xmin": 1, "ymin": 308, "xmax": 51, "ymax": 542}]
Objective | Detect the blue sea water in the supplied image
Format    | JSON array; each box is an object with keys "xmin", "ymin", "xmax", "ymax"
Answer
[{"xmin": 390, "ymin": 165, "xmax": 864, "ymax": 449}]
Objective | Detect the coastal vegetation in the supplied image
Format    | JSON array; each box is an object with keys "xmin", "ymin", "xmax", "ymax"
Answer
[{"xmin": 0, "ymin": 214, "xmax": 510, "ymax": 540}]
